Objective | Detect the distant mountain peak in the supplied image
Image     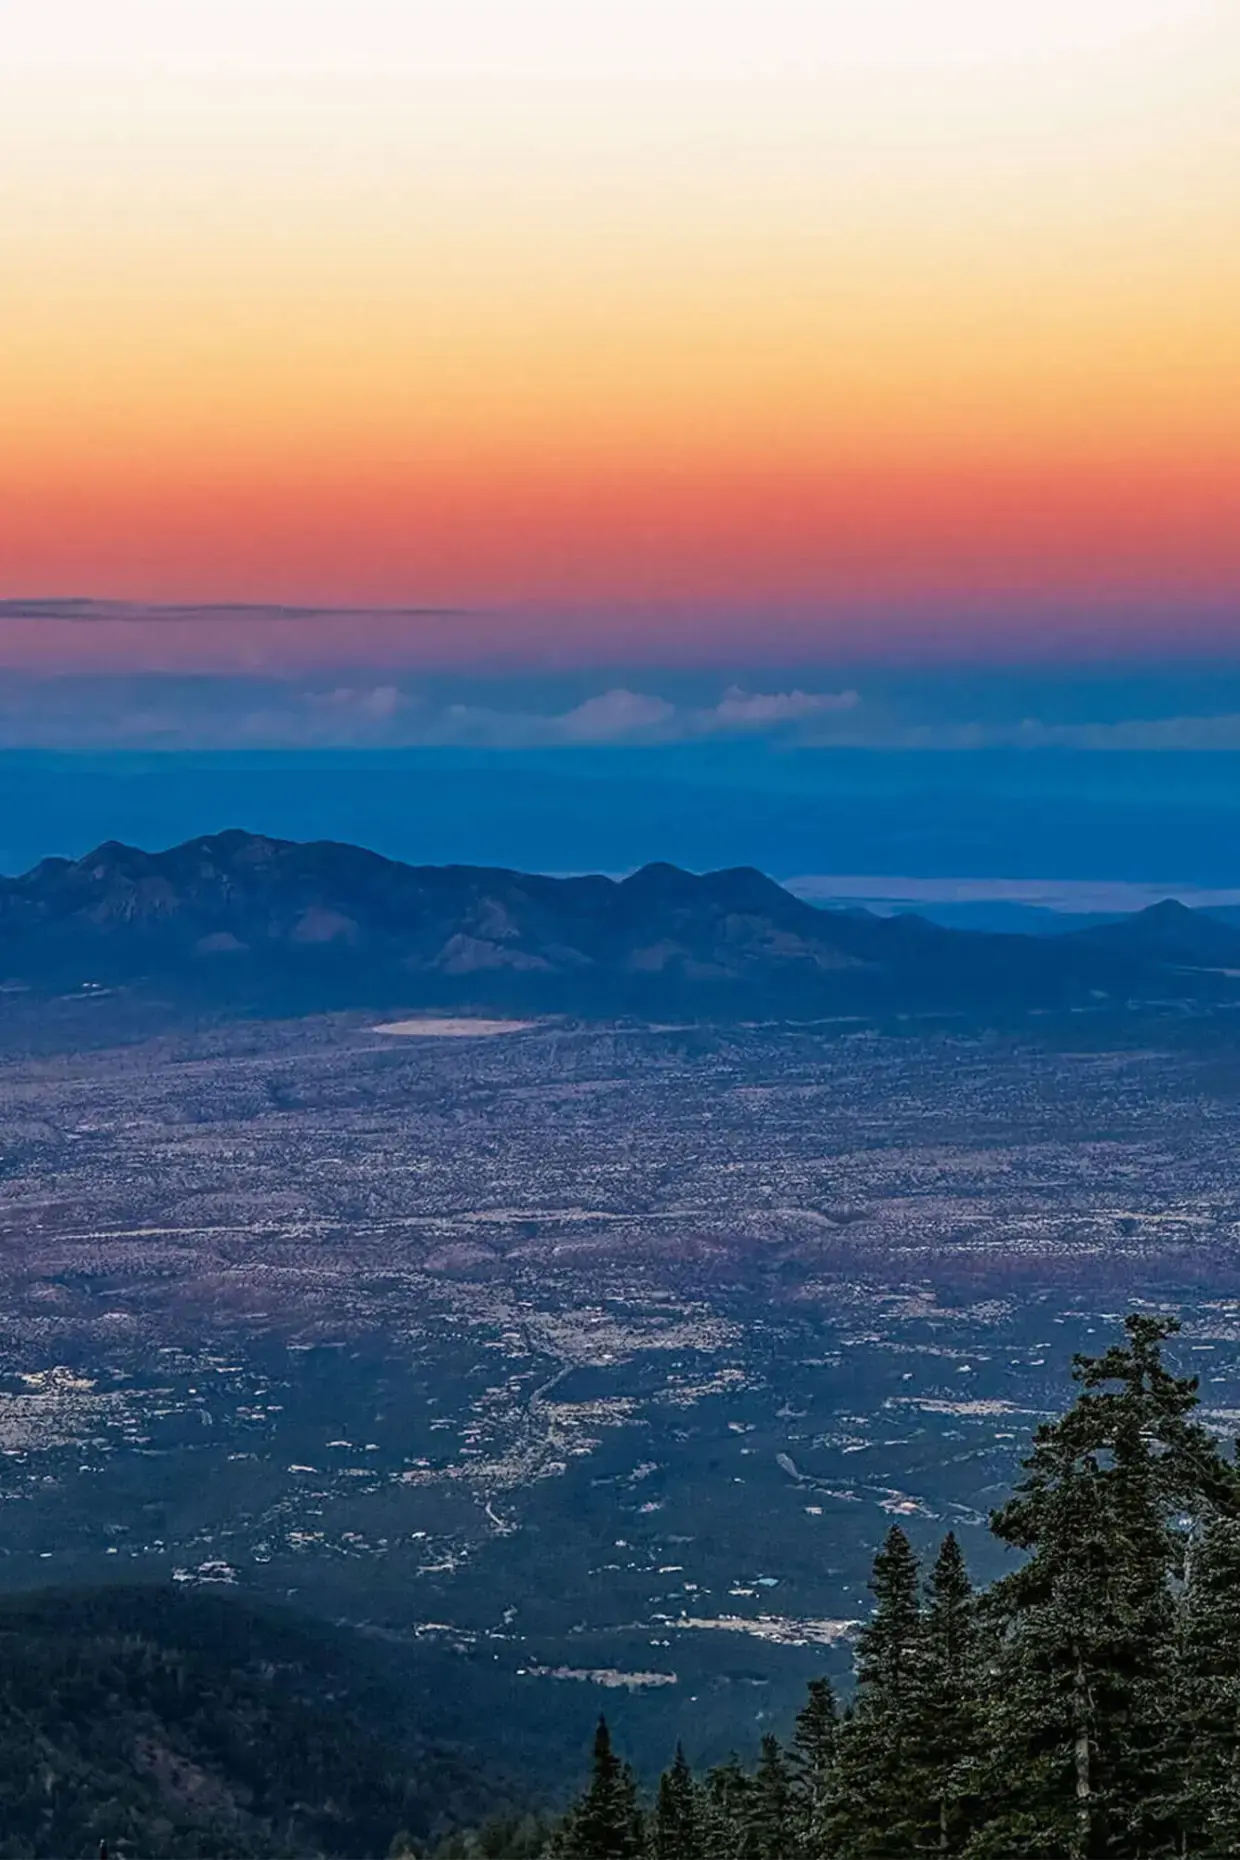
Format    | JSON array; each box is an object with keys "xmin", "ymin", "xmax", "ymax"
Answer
[
  {"xmin": 620, "ymin": 861, "xmax": 695, "ymax": 890},
  {"xmin": 1137, "ymin": 898, "xmax": 1198, "ymax": 922},
  {"xmin": 1068, "ymin": 896, "xmax": 1240, "ymax": 967},
  {"xmin": 0, "ymin": 828, "xmax": 1235, "ymax": 1018}
]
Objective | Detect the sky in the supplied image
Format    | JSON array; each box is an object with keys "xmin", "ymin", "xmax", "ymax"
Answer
[
  {"xmin": 2, "ymin": 0, "xmax": 1238, "ymax": 659},
  {"xmin": 1, "ymin": 3, "xmax": 1237, "ymax": 884}
]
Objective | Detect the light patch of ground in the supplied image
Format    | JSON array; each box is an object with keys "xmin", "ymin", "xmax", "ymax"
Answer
[
  {"xmin": 172, "ymin": 1561, "xmax": 238, "ymax": 1586},
  {"xmin": 372, "ymin": 1018, "xmax": 536, "ymax": 1038},
  {"xmin": 888, "ymin": 1396, "xmax": 1040, "ymax": 1417},
  {"xmin": 0, "ymin": 1368, "xmax": 131, "ymax": 1452},
  {"xmin": 519, "ymin": 1665, "xmax": 678, "ymax": 1689},
  {"xmin": 669, "ymin": 1614, "xmax": 858, "ymax": 1649}
]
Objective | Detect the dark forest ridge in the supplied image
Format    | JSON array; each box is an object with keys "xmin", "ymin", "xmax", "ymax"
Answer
[
  {"xmin": 1, "ymin": 828, "xmax": 1239, "ymax": 1018},
  {"xmin": 0, "ymin": 1583, "xmax": 506, "ymax": 1856}
]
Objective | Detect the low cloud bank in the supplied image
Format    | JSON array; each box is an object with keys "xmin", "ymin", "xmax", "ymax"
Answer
[
  {"xmin": 2, "ymin": 672, "xmax": 1240, "ymax": 755},
  {"xmin": 0, "ymin": 678, "xmax": 860, "ymax": 750}
]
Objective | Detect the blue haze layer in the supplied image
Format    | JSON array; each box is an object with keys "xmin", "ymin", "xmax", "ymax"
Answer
[{"xmin": 3, "ymin": 746, "xmax": 1238, "ymax": 891}]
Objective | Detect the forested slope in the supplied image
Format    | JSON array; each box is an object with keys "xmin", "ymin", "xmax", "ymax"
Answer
[
  {"xmin": 6, "ymin": 1317, "xmax": 1240, "ymax": 1857},
  {"xmin": 0, "ymin": 1586, "xmax": 501, "ymax": 1858},
  {"xmin": 447, "ymin": 1316, "xmax": 1240, "ymax": 1859}
]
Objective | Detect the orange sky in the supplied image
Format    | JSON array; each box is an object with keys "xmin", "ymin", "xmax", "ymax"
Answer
[{"xmin": 2, "ymin": 0, "xmax": 1238, "ymax": 664}]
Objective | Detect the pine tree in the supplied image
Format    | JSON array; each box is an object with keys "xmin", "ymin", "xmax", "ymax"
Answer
[
  {"xmin": 974, "ymin": 1314, "xmax": 1240, "ymax": 1860},
  {"xmin": 648, "ymin": 1743, "xmax": 701, "ymax": 1860},
  {"xmin": 700, "ymin": 1754, "xmax": 751, "ymax": 1860},
  {"xmin": 746, "ymin": 1734, "xmax": 793, "ymax": 1860},
  {"xmin": 457, "ymin": 1314, "xmax": 1240, "ymax": 1860},
  {"xmin": 1173, "ymin": 1514, "xmax": 1240, "ymax": 1855},
  {"xmin": 831, "ymin": 1524, "xmax": 925, "ymax": 1857},
  {"xmin": 789, "ymin": 1676, "xmax": 839, "ymax": 1855},
  {"xmin": 917, "ymin": 1533, "xmax": 981, "ymax": 1856},
  {"xmin": 558, "ymin": 1718, "xmax": 642, "ymax": 1860}
]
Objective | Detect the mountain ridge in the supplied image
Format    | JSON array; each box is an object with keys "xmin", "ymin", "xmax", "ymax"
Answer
[
  {"xmin": 1065, "ymin": 896, "xmax": 1240, "ymax": 968},
  {"xmin": 0, "ymin": 829, "xmax": 1234, "ymax": 1018},
  {"xmin": 0, "ymin": 1581, "xmax": 514, "ymax": 1857}
]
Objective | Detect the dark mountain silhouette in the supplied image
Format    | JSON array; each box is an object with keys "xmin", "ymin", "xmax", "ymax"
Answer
[
  {"xmin": 0, "ymin": 829, "xmax": 1231, "ymax": 1018},
  {"xmin": 1065, "ymin": 898, "xmax": 1240, "ymax": 969}
]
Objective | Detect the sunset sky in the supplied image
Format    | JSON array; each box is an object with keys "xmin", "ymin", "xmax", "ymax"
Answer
[{"xmin": 3, "ymin": 0, "xmax": 1238, "ymax": 671}]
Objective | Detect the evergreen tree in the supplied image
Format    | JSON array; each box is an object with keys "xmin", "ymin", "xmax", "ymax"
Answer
[
  {"xmin": 648, "ymin": 1744, "xmax": 701, "ymax": 1860},
  {"xmin": 974, "ymin": 1314, "xmax": 1239, "ymax": 1860},
  {"xmin": 832, "ymin": 1525, "xmax": 925, "ymax": 1857},
  {"xmin": 1173, "ymin": 1514, "xmax": 1240, "ymax": 1855},
  {"xmin": 789, "ymin": 1676, "xmax": 839, "ymax": 1855},
  {"xmin": 746, "ymin": 1734, "xmax": 793, "ymax": 1860},
  {"xmin": 431, "ymin": 1816, "xmax": 552, "ymax": 1858},
  {"xmin": 700, "ymin": 1754, "xmax": 751, "ymax": 1860},
  {"xmin": 435, "ymin": 1315, "xmax": 1240, "ymax": 1860},
  {"xmin": 918, "ymin": 1533, "xmax": 982, "ymax": 1855},
  {"xmin": 557, "ymin": 1718, "xmax": 642, "ymax": 1860}
]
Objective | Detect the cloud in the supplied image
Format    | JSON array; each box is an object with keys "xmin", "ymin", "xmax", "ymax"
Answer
[
  {"xmin": 430, "ymin": 686, "xmax": 862, "ymax": 746},
  {"xmin": 0, "ymin": 676, "xmax": 863, "ymax": 750},
  {"xmin": 558, "ymin": 689, "xmax": 678, "ymax": 742},
  {"xmin": 1007, "ymin": 714, "xmax": 1240, "ymax": 751},
  {"xmin": 712, "ymin": 686, "xmax": 860, "ymax": 726},
  {"xmin": 0, "ymin": 599, "xmax": 472, "ymax": 626},
  {"xmin": 306, "ymin": 684, "xmax": 410, "ymax": 722},
  {"xmin": 546, "ymin": 685, "xmax": 860, "ymax": 742},
  {"xmin": 4, "ymin": 672, "xmax": 1240, "ymax": 756},
  {"xmin": 830, "ymin": 713, "xmax": 1240, "ymax": 752}
]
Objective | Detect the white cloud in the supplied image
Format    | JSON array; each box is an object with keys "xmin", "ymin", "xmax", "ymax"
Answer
[
  {"xmin": 33, "ymin": 681, "xmax": 850, "ymax": 750},
  {"xmin": 557, "ymin": 689, "xmax": 678, "ymax": 742},
  {"xmin": 711, "ymin": 685, "xmax": 860, "ymax": 727},
  {"xmin": 422, "ymin": 686, "xmax": 861, "ymax": 746},
  {"xmin": 308, "ymin": 684, "xmax": 410, "ymax": 721},
  {"xmin": 8, "ymin": 674, "xmax": 1240, "ymax": 756}
]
